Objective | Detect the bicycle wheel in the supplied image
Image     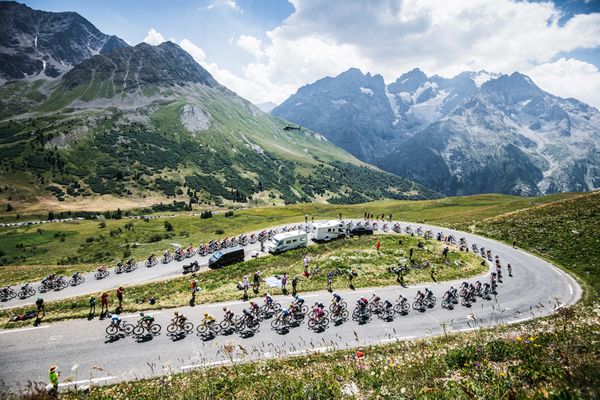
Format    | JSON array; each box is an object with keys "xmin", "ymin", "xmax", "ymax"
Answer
[
  {"xmin": 270, "ymin": 319, "xmax": 281, "ymax": 329},
  {"xmin": 219, "ymin": 320, "xmax": 231, "ymax": 331},
  {"xmin": 122, "ymin": 323, "xmax": 134, "ymax": 335},
  {"xmin": 183, "ymin": 322, "xmax": 194, "ymax": 333},
  {"xmin": 308, "ymin": 319, "xmax": 316, "ymax": 329},
  {"xmin": 412, "ymin": 301, "xmax": 421, "ymax": 310},
  {"xmin": 341, "ymin": 310, "xmax": 349, "ymax": 320},
  {"xmin": 167, "ymin": 323, "xmax": 178, "ymax": 334},
  {"xmin": 18, "ymin": 291, "xmax": 27, "ymax": 299},
  {"xmin": 211, "ymin": 323, "xmax": 221, "ymax": 334},
  {"xmin": 69, "ymin": 279, "xmax": 76, "ymax": 286},
  {"xmin": 197, "ymin": 324, "xmax": 208, "ymax": 334},
  {"xmin": 133, "ymin": 326, "xmax": 144, "ymax": 336},
  {"xmin": 150, "ymin": 324, "xmax": 161, "ymax": 334},
  {"xmin": 106, "ymin": 325, "xmax": 118, "ymax": 336}
]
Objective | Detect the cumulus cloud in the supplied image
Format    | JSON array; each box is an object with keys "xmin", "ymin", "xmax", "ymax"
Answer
[
  {"xmin": 180, "ymin": 38, "xmax": 207, "ymax": 63},
  {"xmin": 234, "ymin": 0, "xmax": 600, "ymax": 105},
  {"xmin": 225, "ymin": 0, "xmax": 242, "ymax": 13},
  {"xmin": 526, "ymin": 58, "xmax": 600, "ymax": 109},
  {"xmin": 236, "ymin": 35, "xmax": 264, "ymax": 58},
  {"xmin": 143, "ymin": 28, "xmax": 165, "ymax": 46}
]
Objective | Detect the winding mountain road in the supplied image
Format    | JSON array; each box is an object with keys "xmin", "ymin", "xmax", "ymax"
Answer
[{"xmin": 0, "ymin": 221, "xmax": 582, "ymax": 390}]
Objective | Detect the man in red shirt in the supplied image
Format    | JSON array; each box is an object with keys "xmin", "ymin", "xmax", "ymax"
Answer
[
  {"xmin": 376, "ymin": 240, "xmax": 381, "ymax": 255},
  {"xmin": 100, "ymin": 292, "xmax": 109, "ymax": 317}
]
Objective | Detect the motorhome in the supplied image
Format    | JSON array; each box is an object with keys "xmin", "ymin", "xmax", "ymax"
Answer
[
  {"xmin": 311, "ymin": 220, "xmax": 346, "ymax": 241},
  {"xmin": 268, "ymin": 231, "xmax": 308, "ymax": 253}
]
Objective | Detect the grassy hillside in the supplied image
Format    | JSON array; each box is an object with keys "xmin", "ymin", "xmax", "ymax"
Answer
[
  {"xmin": 474, "ymin": 190, "xmax": 600, "ymax": 296},
  {"xmin": 7, "ymin": 189, "xmax": 597, "ymax": 399},
  {"xmin": 0, "ymin": 47, "xmax": 438, "ymax": 214}
]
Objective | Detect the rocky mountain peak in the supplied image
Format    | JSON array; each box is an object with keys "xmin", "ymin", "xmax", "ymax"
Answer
[
  {"xmin": 0, "ymin": 1, "xmax": 129, "ymax": 83},
  {"xmin": 62, "ymin": 41, "xmax": 218, "ymax": 91}
]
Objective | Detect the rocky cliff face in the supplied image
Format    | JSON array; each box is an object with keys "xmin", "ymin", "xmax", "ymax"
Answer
[
  {"xmin": 274, "ymin": 68, "xmax": 600, "ymax": 195},
  {"xmin": 0, "ymin": 1, "xmax": 128, "ymax": 84}
]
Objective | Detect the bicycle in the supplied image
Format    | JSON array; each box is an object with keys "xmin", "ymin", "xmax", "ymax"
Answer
[
  {"xmin": 106, "ymin": 321, "xmax": 135, "ymax": 336},
  {"xmin": 167, "ymin": 320, "xmax": 194, "ymax": 334},
  {"xmin": 133, "ymin": 319, "xmax": 161, "ymax": 336}
]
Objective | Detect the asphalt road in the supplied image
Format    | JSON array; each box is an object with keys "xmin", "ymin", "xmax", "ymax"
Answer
[{"xmin": 0, "ymin": 221, "xmax": 582, "ymax": 390}]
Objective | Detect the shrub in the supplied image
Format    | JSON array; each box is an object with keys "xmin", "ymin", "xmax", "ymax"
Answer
[
  {"xmin": 224, "ymin": 210, "xmax": 234, "ymax": 217},
  {"xmin": 215, "ymin": 229, "xmax": 225, "ymax": 235},
  {"xmin": 164, "ymin": 221, "xmax": 174, "ymax": 232},
  {"xmin": 200, "ymin": 210, "xmax": 213, "ymax": 219}
]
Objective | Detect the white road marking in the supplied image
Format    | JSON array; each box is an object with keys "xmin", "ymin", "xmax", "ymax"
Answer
[
  {"xmin": 206, "ymin": 300, "xmax": 244, "ymax": 308},
  {"xmin": 380, "ymin": 335, "xmax": 416, "ymax": 343},
  {"xmin": 181, "ymin": 359, "xmax": 240, "ymax": 370},
  {"xmin": 122, "ymin": 312, "xmax": 162, "ymax": 319},
  {"xmin": 0, "ymin": 325, "xmax": 50, "ymax": 335},
  {"xmin": 568, "ymin": 284, "xmax": 573, "ymax": 295},
  {"xmin": 58, "ymin": 376, "xmax": 114, "ymax": 387}
]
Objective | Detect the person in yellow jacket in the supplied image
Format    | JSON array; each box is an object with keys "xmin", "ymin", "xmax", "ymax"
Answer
[{"xmin": 48, "ymin": 365, "xmax": 60, "ymax": 395}]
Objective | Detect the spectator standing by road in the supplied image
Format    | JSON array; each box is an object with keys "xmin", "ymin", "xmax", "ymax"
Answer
[
  {"xmin": 48, "ymin": 365, "xmax": 60, "ymax": 397},
  {"xmin": 36, "ymin": 297, "xmax": 45, "ymax": 318},
  {"xmin": 409, "ymin": 247, "xmax": 414, "ymax": 260},
  {"xmin": 305, "ymin": 214, "xmax": 308, "ymax": 223},
  {"xmin": 243, "ymin": 275, "xmax": 250, "ymax": 298},
  {"xmin": 116, "ymin": 286, "xmax": 124, "ymax": 311},
  {"xmin": 376, "ymin": 240, "xmax": 381, "ymax": 255},
  {"xmin": 303, "ymin": 255, "xmax": 310, "ymax": 277},
  {"xmin": 100, "ymin": 292, "xmax": 109, "ymax": 317},
  {"xmin": 291, "ymin": 275, "xmax": 299, "ymax": 296},
  {"xmin": 430, "ymin": 265, "xmax": 437, "ymax": 283},
  {"xmin": 88, "ymin": 296, "xmax": 96, "ymax": 317},
  {"xmin": 281, "ymin": 273, "xmax": 288, "ymax": 294},
  {"xmin": 253, "ymin": 271, "xmax": 261, "ymax": 292}
]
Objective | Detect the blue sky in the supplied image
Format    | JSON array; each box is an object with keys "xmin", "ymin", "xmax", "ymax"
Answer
[{"xmin": 18, "ymin": 0, "xmax": 600, "ymax": 107}]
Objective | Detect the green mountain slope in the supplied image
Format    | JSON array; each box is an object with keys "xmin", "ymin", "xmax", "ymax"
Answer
[{"xmin": 0, "ymin": 42, "xmax": 439, "ymax": 213}]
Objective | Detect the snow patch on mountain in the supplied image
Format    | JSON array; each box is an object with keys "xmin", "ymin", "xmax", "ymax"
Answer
[{"xmin": 360, "ymin": 87, "xmax": 374, "ymax": 96}]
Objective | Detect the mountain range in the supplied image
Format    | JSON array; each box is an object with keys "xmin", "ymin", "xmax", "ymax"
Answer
[
  {"xmin": 0, "ymin": 2, "xmax": 438, "ymax": 212},
  {"xmin": 273, "ymin": 67, "xmax": 600, "ymax": 196}
]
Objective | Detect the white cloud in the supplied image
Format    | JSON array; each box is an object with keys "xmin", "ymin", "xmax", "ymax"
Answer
[
  {"xmin": 231, "ymin": 0, "xmax": 600, "ymax": 105},
  {"xmin": 236, "ymin": 35, "xmax": 264, "ymax": 58},
  {"xmin": 526, "ymin": 58, "xmax": 600, "ymax": 109},
  {"xmin": 180, "ymin": 38, "xmax": 207, "ymax": 63},
  {"xmin": 143, "ymin": 28, "xmax": 165, "ymax": 46},
  {"xmin": 225, "ymin": 0, "xmax": 242, "ymax": 13}
]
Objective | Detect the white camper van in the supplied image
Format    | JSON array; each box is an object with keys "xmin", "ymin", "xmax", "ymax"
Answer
[
  {"xmin": 311, "ymin": 220, "xmax": 346, "ymax": 241},
  {"xmin": 268, "ymin": 231, "xmax": 308, "ymax": 253}
]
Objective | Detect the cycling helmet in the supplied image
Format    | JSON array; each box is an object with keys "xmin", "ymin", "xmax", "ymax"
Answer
[
  {"xmin": 222, "ymin": 307, "xmax": 228, "ymax": 312},
  {"xmin": 174, "ymin": 311, "xmax": 179, "ymax": 316},
  {"xmin": 204, "ymin": 312, "xmax": 209, "ymax": 317},
  {"xmin": 140, "ymin": 312, "xmax": 145, "ymax": 316}
]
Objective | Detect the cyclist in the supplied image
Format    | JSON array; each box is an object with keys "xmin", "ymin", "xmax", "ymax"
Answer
[
  {"xmin": 443, "ymin": 288, "xmax": 454, "ymax": 302},
  {"xmin": 263, "ymin": 292, "xmax": 274, "ymax": 307},
  {"xmin": 173, "ymin": 311, "xmax": 186, "ymax": 327},
  {"xmin": 357, "ymin": 297, "xmax": 369, "ymax": 310},
  {"xmin": 312, "ymin": 302, "xmax": 325, "ymax": 320},
  {"xmin": 424, "ymin": 288, "xmax": 434, "ymax": 300},
  {"xmin": 414, "ymin": 290, "xmax": 425, "ymax": 303},
  {"xmin": 139, "ymin": 312, "xmax": 154, "ymax": 330},
  {"xmin": 202, "ymin": 312, "xmax": 216, "ymax": 326},
  {"xmin": 474, "ymin": 281, "xmax": 482, "ymax": 294},
  {"xmin": 332, "ymin": 293, "xmax": 343, "ymax": 305},
  {"xmin": 397, "ymin": 293, "xmax": 408, "ymax": 304},
  {"xmin": 222, "ymin": 307, "xmax": 235, "ymax": 322},
  {"xmin": 248, "ymin": 301, "xmax": 260, "ymax": 317},
  {"xmin": 369, "ymin": 294, "xmax": 381, "ymax": 304},
  {"xmin": 293, "ymin": 294, "xmax": 305, "ymax": 307},
  {"xmin": 111, "ymin": 313, "xmax": 122, "ymax": 328},
  {"xmin": 97, "ymin": 265, "xmax": 107, "ymax": 273},
  {"xmin": 383, "ymin": 299, "xmax": 393, "ymax": 309}
]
